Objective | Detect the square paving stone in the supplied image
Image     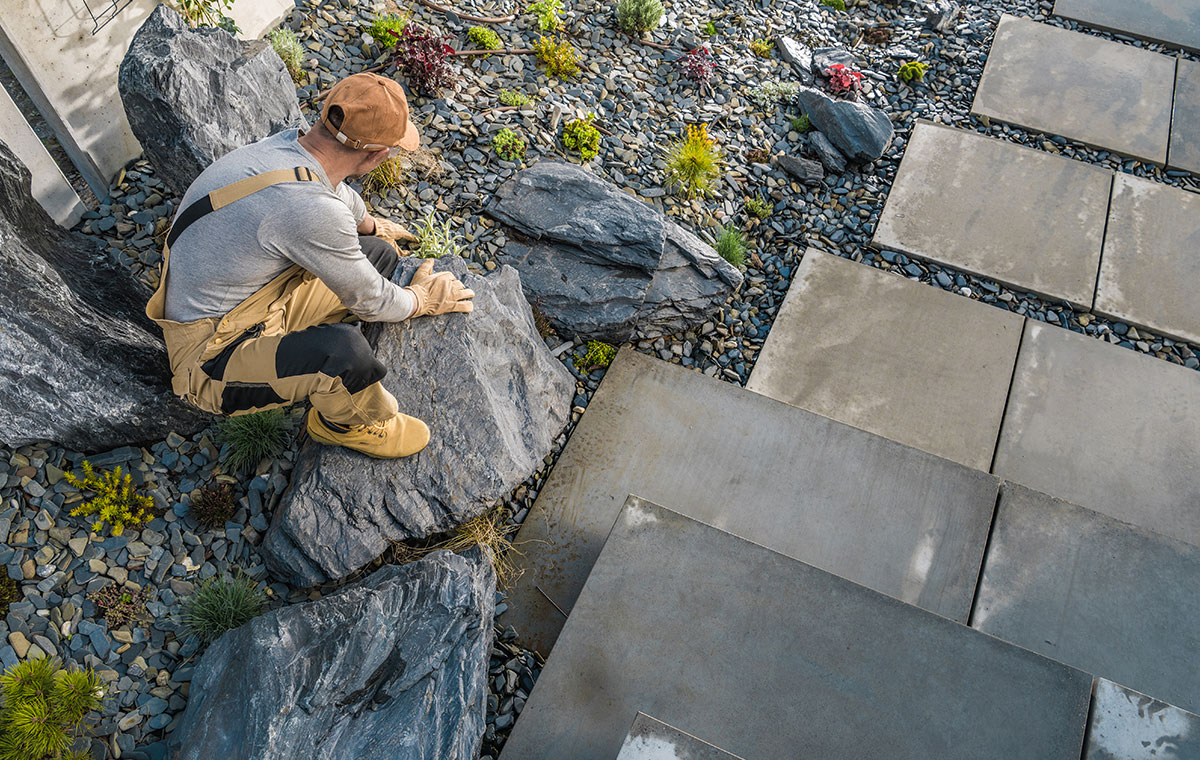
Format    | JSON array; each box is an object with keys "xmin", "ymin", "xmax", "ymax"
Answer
[
  {"xmin": 972, "ymin": 15, "xmax": 1176, "ymax": 164},
  {"xmin": 1054, "ymin": 0, "xmax": 1200, "ymax": 53},
  {"xmin": 993, "ymin": 321, "xmax": 1200, "ymax": 543},
  {"xmin": 746, "ymin": 248, "xmax": 1023, "ymax": 470},
  {"xmin": 1170, "ymin": 58, "xmax": 1200, "ymax": 175},
  {"xmin": 617, "ymin": 714, "xmax": 744, "ymax": 760},
  {"xmin": 501, "ymin": 497, "xmax": 1093, "ymax": 760},
  {"xmin": 973, "ymin": 483, "xmax": 1200, "ymax": 715},
  {"xmin": 1094, "ymin": 173, "xmax": 1200, "ymax": 345},
  {"xmin": 506, "ymin": 350, "xmax": 1000, "ymax": 654},
  {"xmin": 873, "ymin": 120, "xmax": 1112, "ymax": 308},
  {"xmin": 1085, "ymin": 680, "xmax": 1200, "ymax": 760}
]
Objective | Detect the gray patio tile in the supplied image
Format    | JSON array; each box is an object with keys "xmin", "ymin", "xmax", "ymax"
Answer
[
  {"xmin": 1169, "ymin": 58, "xmax": 1200, "ymax": 175},
  {"xmin": 746, "ymin": 248, "xmax": 1023, "ymax": 470},
  {"xmin": 972, "ymin": 15, "xmax": 1175, "ymax": 164},
  {"xmin": 1085, "ymin": 680, "xmax": 1200, "ymax": 760},
  {"xmin": 616, "ymin": 714, "xmax": 744, "ymax": 760},
  {"xmin": 1054, "ymin": 0, "xmax": 1200, "ymax": 53}
]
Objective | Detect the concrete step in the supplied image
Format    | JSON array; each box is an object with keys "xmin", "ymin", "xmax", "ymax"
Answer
[
  {"xmin": 746, "ymin": 247, "xmax": 1023, "ymax": 470},
  {"xmin": 505, "ymin": 349, "xmax": 1001, "ymax": 654},
  {"xmin": 1171, "ymin": 59, "xmax": 1200, "ymax": 175},
  {"xmin": 1053, "ymin": 0, "xmax": 1200, "ymax": 55},
  {"xmin": 500, "ymin": 497, "xmax": 1092, "ymax": 759},
  {"xmin": 616, "ymin": 714, "xmax": 744, "ymax": 760},
  {"xmin": 973, "ymin": 482, "xmax": 1200, "ymax": 715}
]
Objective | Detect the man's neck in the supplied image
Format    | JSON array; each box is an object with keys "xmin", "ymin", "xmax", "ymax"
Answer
[{"xmin": 296, "ymin": 127, "xmax": 354, "ymax": 187}]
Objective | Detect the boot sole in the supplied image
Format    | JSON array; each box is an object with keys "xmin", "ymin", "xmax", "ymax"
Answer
[{"xmin": 306, "ymin": 421, "xmax": 405, "ymax": 459}]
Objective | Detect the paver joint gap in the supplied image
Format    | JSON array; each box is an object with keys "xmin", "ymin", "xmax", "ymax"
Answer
[
  {"xmin": 1090, "ymin": 172, "xmax": 1116, "ymax": 314},
  {"xmin": 1167, "ymin": 55, "xmax": 1181, "ymax": 168},
  {"xmin": 965, "ymin": 484, "xmax": 1006, "ymax": 629},
  {"xmin": 1077, "ymin": 678, "xmax": 1100, "ymax": 760},
  {"xmin": 988, "ymin": 318, "xmax": 1028, "ymax": 476}
]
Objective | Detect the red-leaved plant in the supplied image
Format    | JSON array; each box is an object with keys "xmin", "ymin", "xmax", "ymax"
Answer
[
  {"xmin": 680, "ymin": 46, "xmax": 717, "ymax": 85},
  {"xmin": 396, "ymin": 25, "xmax": 457, "ymax": 95},
  {"xmin": 823, "ymin": 63, "xmax": 863, "ymax": 96}
]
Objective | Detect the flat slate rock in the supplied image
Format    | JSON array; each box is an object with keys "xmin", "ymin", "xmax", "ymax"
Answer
[
  {"xmin": 1170, "ymin": 58, "xmax": 1200, "ymax": 175},
  {"xmin": 973, "ymin": 483, "xmax": 1200, "ymax": 715},
  {"xmin": 617, "ymin": 714, "xmax": 744, "ymax": 760},
  {"xmin": 873, "ymin": 120, "xmax": 1111, "ymax": 308},
  {"xmin": 1054, "ymin": 0, "xmax": 1200, "ymax": 53},
  {"xmin": 507, "ymin": 349, "xmax": 1000, "ymax": 654},
  {"xmin": 1094, "ymin": 173, "xmax": 1200, "ymax": 345},
  {"xmin": 1085, "ymin": 680, "xmax": 1200, "ymax": 760},
  {"xmin": 972, "ymin": 15, "xmax": 1175, "ymax": 164},
  {"xmin": 502, "ymin": 497, "xmax": 1092, "ymax": 759},
  {"xmin": 993, "ymin": 321, "xmax": 1200, "ymax": 544},
  {"xmin": 746, "ymin": 248, "xmax": 1022, "ymax": 470}
]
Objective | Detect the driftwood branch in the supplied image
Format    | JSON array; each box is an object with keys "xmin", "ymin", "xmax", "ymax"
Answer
[{"xmin": 416, "ymin": 0, "xmax": 515, "ymax": 24}]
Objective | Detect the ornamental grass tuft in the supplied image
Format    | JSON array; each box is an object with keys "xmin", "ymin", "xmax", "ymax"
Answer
[
  {"xmin": 664, "ymin": 124, "xmax": 723, "ymax": 199},
  {"xmin": 716, "ymin": 223, "xmax": 747, "ymax": 268},
  {"xmin": 176, "ymin": 571, "xmax": 267, "ymax": 646},
  {"xmin": 615, "ymin": 0, "xmax": 663, "ymax": 34},
  {"xmin": 217, "ymin": 408, "xmax": 295, "ymax": 475},
  {"xmin": 0, "ymin": 658, "xmax": 103, "ymax": 760},
  {"xmin": 64, "ymin": 462, "xmax": 154, "ymax": 537}
]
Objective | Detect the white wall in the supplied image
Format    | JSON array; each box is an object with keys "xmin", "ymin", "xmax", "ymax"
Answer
[{"xmin": 0, "ymin": 83, "xmax": 85, "ymax": 227}]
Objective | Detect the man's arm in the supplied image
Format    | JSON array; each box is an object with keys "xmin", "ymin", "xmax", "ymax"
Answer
[{"xmin": 357, "ymin": 213, "xmax": 377, "ymax": 236}]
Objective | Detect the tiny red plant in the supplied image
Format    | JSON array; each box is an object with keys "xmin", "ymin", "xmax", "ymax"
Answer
[
  {"xmin": 823, "ymin": 63, "xmax": 863, "ymax": 95},
  {"xmin": 396, "ymin": 25, "xmax": 457, "ymax": 95},
  {"xmin": 680, "ymin": 46, "xmax": 717, "ymax": 85}
]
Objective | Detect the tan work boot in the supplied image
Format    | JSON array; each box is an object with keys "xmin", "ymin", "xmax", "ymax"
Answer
[{"xmin": 306, "ymin": 408, "xmax": 430, "ymax": 459}]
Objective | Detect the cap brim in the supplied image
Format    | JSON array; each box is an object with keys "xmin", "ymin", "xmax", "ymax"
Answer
[{"xmin": 397, "ymin": 119, "xmax": 421, "ymax": 151}]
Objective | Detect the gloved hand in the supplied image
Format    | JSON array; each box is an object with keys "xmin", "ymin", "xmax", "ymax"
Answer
[
  {"xmin": 374, "ymin": 217, "xmax": 418, "ymax": 244},
  {"xmin": 404, "ymin": 259, "xmax": 475, "ymax": 317}
]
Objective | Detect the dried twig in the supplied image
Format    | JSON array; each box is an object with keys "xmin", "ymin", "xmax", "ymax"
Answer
[
  {"xmin": 453, "ymin": 47, "xmax": 535, "ymax": 56},
  {"xmin": 416, "ymin": 0, "xmax": 515, "ymax": 23}
]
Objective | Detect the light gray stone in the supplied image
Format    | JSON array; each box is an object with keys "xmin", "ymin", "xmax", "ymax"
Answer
[
  {"xmin": 1168, "ymin": 58, "xmax": 1200, "ymax": 175},
  {"xmin": 261, "ymin": 258, "xmax": 573, "ymax": 587},
  {"xmin": 486, "ymin": 162, "xmax": 743, "ymax": 342},
  {"xmin": 1094, "ymin": 173, "xmax": 1200, "ymax": 345},
  {"xmin": 504, "ymin": 497, "xmax": 1092, "ymax": 759},
  {"xmin": 1054, "ymin": 0, "xmax": 1200, "ymax": 53},
  {"xmin": 746, "ymin": 249, "xmax": 1023, "ymax": 470},
  {"xmin": 811, "ymin": 46, "xmax": 858, "ymax": 72},
  {"xmin": 118, "ymin": 5, "xmax": 305, "ymax": 198},
  {"xmin": 507, "ymin": 350, "xmax": 999, "ymax": 654},
  {"xmin": 169, "ymin": 550, "xmax": 495, "ymax": 759},
  {"xmin": 973, "ymin": 483, "xmax": 1200, "ymax": 715},
  {"xmin": 873, "ymin": 121, "xmax": 1111, "ymax": 308},
  {"xmin": 993, "ymin": 320, "xmax": 1200, "ymax": 544},
  {"xmin": 773, "ymin": 35, "xmax": 814, "ymax": 84},
  {"xmin": 617, "ymin": 714, "xmax": 745, "ymax": 760},
  {"xmin": 793, "ymin": 85, "xmax": 894, "ymax": 162},
  {"xmin": 971, "ymin": 15, "xmax": 1175, "ymax": 164},
  {"xmin": 0, "ymin": 141, "xmax": 204, "ymax": 451},
  {"xmin": 1085, "ymin": 680, "xmax": 1200, "ymax": 760}
]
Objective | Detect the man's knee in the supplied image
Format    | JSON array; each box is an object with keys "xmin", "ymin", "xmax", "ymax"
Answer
[
  {"xmin": 359, "ymin": 235, "xmax": 399, "ymax": 279},
  {"xmin": 275, "ymin": 323, "xmax": 386, "ymax": 394}
]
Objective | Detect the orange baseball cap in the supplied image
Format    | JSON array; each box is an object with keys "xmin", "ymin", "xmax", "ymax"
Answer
[{"xmin": 320, "ymin": 73, "xmax": 421, "ymax": 152}]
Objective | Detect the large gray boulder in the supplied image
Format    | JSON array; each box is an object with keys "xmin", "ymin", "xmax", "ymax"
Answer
[
  {"xmin": 0, "ymin": 141, "xmax": 204, "ymax": 452},
  {"xmin": 261, "ymin": 258, "xmax": 573, "ymax": 587},
  {"xmin": 795, "ymin": 86, "xmax": 894, "ymax": 163},
  {"xmin": 118, "ymin": 4, "xmax": 304, "ymax": 197},
  {"xmin": 169, "ymin": 550, "xmax": 495, "ymax": 759},
  {"xmin": 485, "ymin": 162, "xmax": 743, "ymax": 343}
]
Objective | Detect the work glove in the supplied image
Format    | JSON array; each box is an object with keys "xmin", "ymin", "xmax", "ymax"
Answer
[
  {"xmin": 404, "ymin": 259, "xmax": 475, "ymax": 317},
  {"xmin": 374, "ymin": 217, "xmax": 418, "ymax": 246}
]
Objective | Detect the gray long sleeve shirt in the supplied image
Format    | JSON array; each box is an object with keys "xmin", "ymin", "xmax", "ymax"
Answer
[{"xmin": 163, "ymin": 128, "xmax": 414, "ymax": 323}]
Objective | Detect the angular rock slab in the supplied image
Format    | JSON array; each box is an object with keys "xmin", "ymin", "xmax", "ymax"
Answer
[
  {"xmin": 617, "ymin": 714, "xmax": 745, "ymax": 760},
  {"xmin": 261, "ymin": 258, "xmax": 574, "ymax": 587},
  {"xmin": 486, "ymin": 162, "xmax": 742, "ymax": 343},
  {"xmin": 169, "ymin": 550, "xmax": 495, "ymax": 759},
  {"xmin": 507, "ymin": 349, "xmax": 1000, "ymax": 654},
  {"xmin": 0, "ymin": 141, "xmax": 204, "ymax": 451},
  {"xmin": 1169, "ymin": 58, "xmax": 1200, "ymax": 176},
  {"xmin": 972, "ymin": 15, "xmax": 1175, "ymax": 164},
  {"xmin": 747, "ymin": 249, "xmax": 1023, "ymax": 471},
  {"xmin": 794, "ymin": 85, "xmax": 894, "ymax": 162},
  {"xmin": 874, "ymin": 120, "xmax": 1112, "ymax": 307},
  {"xmin": 119, "ymin": 5, "xmax": 305, "ymax": 198},
  {"xmin": 993, "ymin": 321, "xmax": 1200, "ymax": 544},
  {"xmin": 1085, "ymin": 680, "xmax": 1200, "ymax": 760},
  {"xmin": 1054, "ymin": 0, "xmax": 1200, "ymax": 53},
  {"xmin": 502, "ymin": 498, "xmax": 1092, "ymax": 759},
  {"xmin": 1094, "ymin": 173, "xmax": 1200, "ymax": 345},
  {"xmin": 973, "ymin": 484, "xmax": 1200, "ymax": 715}
]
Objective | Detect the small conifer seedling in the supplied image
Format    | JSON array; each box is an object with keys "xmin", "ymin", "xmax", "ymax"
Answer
[
  {"xmin": 664, "ymin": 124, "xmax": 723, "ymax": 199},
  {"xmin": 616, "ymin": 0, "xmax": 664, "ymax": 34}
]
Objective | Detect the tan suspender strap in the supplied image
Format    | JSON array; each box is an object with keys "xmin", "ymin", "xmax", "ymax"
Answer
[{"xmin": 208, "ymin": 166, "xmax": 317, "ymax": 210}]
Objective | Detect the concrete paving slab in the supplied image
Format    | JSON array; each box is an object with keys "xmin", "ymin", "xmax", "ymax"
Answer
[
  {"xmin": 1170, "ymin": 58, "xmax": 1200, "ymax": 175},
  {"xmin": 506, "ymin": 350, "xmax": 1000, "ymax": 653},
  {"xmin": 974, "ymin": 483, "xmax": 1200, "ymax": 715},
  {"xmin": 1085, "ymin": 680, "xmax": 1200, "ymax": 760},
  {"xmin": 1054, "ymin": 0, "xmax": 1200, "ymax": 54},
  {"xmin": 746, "ymin": 248, "xmax": 1023, "ymax": 470},
  {"xmin": 617, "ymin": 714, "xmax": 744, "ymax": 760},
  {"xmin": 1095, "ymin": 173, "xmax": 1200, "ymax": 345},
  {"xmin": 993, "ymin": 321, "xmax": 1200, "ymax": 543},
  {"xmin": 501, "ymin": 497, "xmax": 1093, "ymax": 760},
  {"xmin": 972, "ymin": 15, "xmax": 1175, "ymax": 164},
  {"xmin": 873, "ymin": 121, "xmax": 1112, "ymax": 308}
]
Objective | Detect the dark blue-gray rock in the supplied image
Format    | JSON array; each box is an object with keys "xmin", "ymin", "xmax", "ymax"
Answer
[
  {"xmin": 808, "ymin": 131, "xmax": 848, "ymax": 173},
  {"xmin": 118, "ymin": 4, "xmax": 305, "ymax": 197},
  {"xmin": 923, "ymin": 0, "xmax": 961, "ymax": 31},
  {"xmin": 774, "ymin": 154, "xmax": 825, "ymax": 186},
  {"xmin": 485, "ymin": 162, "xmax": 743, "ymax": 342},
  {"xmin": 794, "ymin": 86, "xmax": 894, "ymax": 163},
  {"xmin": 261, "ymin": 258, "xmax": 573, "ymax": 586},
  {"xmin": 0, "ymin": 141, "xmax": 204, "ymax": 452},
  {"xmin": 774, "ymin": 35, "xmax": 814, "ymax": 84},
  {"xmin": 169, "ymin": 550, "xmax": 495, "ymax": 759},
  {"xmin": 812, "ymin": 46, "xmax": 859, "ymax": 72}
]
